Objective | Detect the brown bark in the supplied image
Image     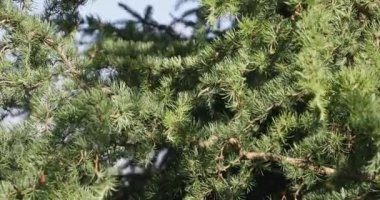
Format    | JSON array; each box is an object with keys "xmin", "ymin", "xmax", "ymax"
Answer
[{"xmin": 241, "ymin": 151, "xmax": 335, "ymax": 176}]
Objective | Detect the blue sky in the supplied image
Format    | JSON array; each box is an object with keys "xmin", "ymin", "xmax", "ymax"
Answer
[
  {"xmin": 33, "ymin": 0, "xmax": 199, "ymax": 24},
  {"xmin": 1, "ymin": 0, "xmax": 200, "ymax": 129}
]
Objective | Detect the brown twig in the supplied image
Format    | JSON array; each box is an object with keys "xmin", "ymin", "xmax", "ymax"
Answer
[
  {"xmin": 0, "ymin": 79, "xmax": 17, "ymax": 86},
  {"xmin": 291, "ymin": 3, "xmax": 303, "ymax": 21},
  {"xmin": 294, "ymin": 183, "xmax": 304, "ymax": 200},
  {"xmin": 0, "ymin": 44, "xmax": 9, "ymax": 54},
  {"xmin": 0, "ymin": 19, "xmax": 10, "ymax": 25},
  {"xmin": 215, "ymin": 138, "xmax": 244, "ymax": 179},
  {"xmin": 76, "ymin": 150, "xmax": 85, "ymax": 165},
  {"xmin": 95, "ymin": 154, "xmax": 101, "ymax": 173},
  {"xmin": 38, "ymin": 170, "xmax": 47, "ymax": 187},
  {"xmin": 219, "ymin": 137, "xmax": 377, "ymax": 183},
  {"xmin": 56, "ymin": 46, "xmax": 80, "ymax": 75},
  {"xmin": 219, "ymin": 137, "xmax": 336, "ymax": 177},
  {"xmin": 43, "ymin": 38, "xmax": 80, "ymax": 76}
]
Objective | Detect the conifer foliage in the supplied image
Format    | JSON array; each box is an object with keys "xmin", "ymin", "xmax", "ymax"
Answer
[{"xmin": 1, "ymin": 0, "xmax": 380, "ymax": 199}]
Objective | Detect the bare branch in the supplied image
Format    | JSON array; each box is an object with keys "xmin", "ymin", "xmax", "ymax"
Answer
[
  {"xmin": 218, "ymin": 137, "xmax": 376, "ymax": 183},
  {"xmin": 241, "ymin": 151, "xmax": 335, "ymax": 176},
  {"xmin": 43, "ymin": 38, "xmax": 80, "ymax": 75},
  {"xmin": 55, "ymin": 45, "xmax": 80, "ymax": 75}
]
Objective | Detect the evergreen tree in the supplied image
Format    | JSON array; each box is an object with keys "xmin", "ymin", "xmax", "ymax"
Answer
[{"xmin": 1, "ymin": 0, "xmax": 380, "ymax": 199}]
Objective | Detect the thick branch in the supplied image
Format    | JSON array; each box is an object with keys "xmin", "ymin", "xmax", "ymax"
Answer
[
  {"xmin": 0, "ymin": 79, "xmax": 17, "ymax": 86},
  {"xmin": 241, "ymin": 151, "xmax": 335, "ymax": 176},
  {"xmin": 219, "ymin": 138, "xmax": 375, "ymax": 182},
  {"xmin": 217, "ymin": 138, "xmax": 335, "ymax": 177}
]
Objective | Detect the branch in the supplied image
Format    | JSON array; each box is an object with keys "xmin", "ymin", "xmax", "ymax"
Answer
[
  {"xmin": 118, "ymin": 3, "xmax": 145, "ymax": 22},
  {"xmin": 217, "ymin": 138, "xmax": 377, "ymax": 183},
  {"xmin": 118, "ymin": 3, "xmax": 180, "ymax": 38},
  {"xmin": 0, "ymin": 79, "xmax": 17, "ymax": 86},
  {"xmin": 241, "ymin": 151, "xmax": 335, "ymax": 176},
  {"xmin": 241, "ymin": 150, "xmax": 380, "ymax": 183},
  {"xmin": 0, "ymin": 44, "xmax": 10, "ymax": 54},
  {"xmin": 56, "ymin": 45, "xmax": 80, "ymax": 75},
  {"xmin": 43, "ymin": 38, "xmax": 80, "ymax": 75}
]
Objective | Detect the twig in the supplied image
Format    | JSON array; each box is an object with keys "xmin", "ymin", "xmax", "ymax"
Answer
[
  {"xmin": 95, "ymin": 154, "xmax": 101, "ymax": 173},
  {"xmin": 215, "ymin": 138, "xmax": 243, "ymax": 179},
  {"xmin": 0, "ymin": 44, "xmax": 9, "ymax": 54},
  {"xmin": 0, "ymin": 79, "xmax": 17, "ymax": 86},
  {"xmin": 43, "ymin": 38, "xmax": 80, "ymax": 76},
  {"xmin": 38, "ymin": 170, "xmax": 47, "ymax": 187},
  {"xmin": 76, "ymin": 150, "xmax": 85, "ymax": 165},
  {"xmin": 0, "ymin": 19, "xmax": 10, "ymax": 24},
  {"xmin": 55, "ymin": 46, "xmax": 80, "ymax": 75},
  {"xmin": 118, "ymin": 3, "xmax": 179, "ymax": 38},
  {"xmin": 294, "ymin": 183, "xmax": 304, "ymax": 200}
]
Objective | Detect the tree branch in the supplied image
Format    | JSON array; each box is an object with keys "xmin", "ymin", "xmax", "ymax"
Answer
[
  {"xmin": 118, "ymin": 3, "xmax": 180, "ymax": 38},
  {"xmin": 218, "ymin": 137, "xmax": 376, "ymax": 183},
  {"xmin": 0, "ymin": 79, "xmax": 17, "ymax": 86},
  {"xmin": 43, "ymin": 38, "xmax": 80, "ymax": 75},
  {"xmin": 56, "ymin": 45, "xmax": 80, "ymax": 75},
  {"xmin": 241, "ymin": 151, "xmax": 335, "ymax": 176}
]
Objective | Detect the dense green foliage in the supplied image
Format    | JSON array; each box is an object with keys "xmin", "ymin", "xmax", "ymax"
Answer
[{"xmin": 1, "ymin": 0, "xmax": 380, "ymax": 199}]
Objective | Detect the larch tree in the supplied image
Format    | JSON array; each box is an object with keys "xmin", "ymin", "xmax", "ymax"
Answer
[{"xmin": 1, "ymin": 0, "xmax": 380, "ymax": 199}]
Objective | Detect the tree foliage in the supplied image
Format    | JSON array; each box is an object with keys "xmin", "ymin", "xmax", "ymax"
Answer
[{"xmin": 1, "ymin": 0, "xmax": 380, "ymax": 199}]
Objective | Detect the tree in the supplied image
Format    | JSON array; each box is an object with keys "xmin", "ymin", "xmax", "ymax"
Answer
[{"xmin": 1, "ymin": 0, "xmax": 380, "ymax": 199}]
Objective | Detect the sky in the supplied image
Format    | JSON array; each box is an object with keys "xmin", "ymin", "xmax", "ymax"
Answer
[
  {"xmin": 1, "ymin": 0, "xmax": 200, "ymax": 129},
  {"xmin": 32, "ymin": 0, "xmax": 199, "ymax": 24}
]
